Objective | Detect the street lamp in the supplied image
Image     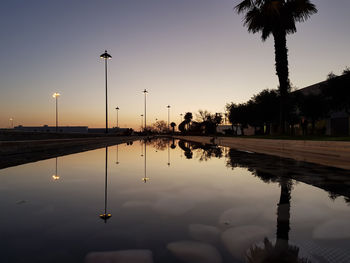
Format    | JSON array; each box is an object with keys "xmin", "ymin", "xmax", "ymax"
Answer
[
  {"xmin": 52, "ymin": 92, "xmax": 60, "ymax": 132},
  {"xmin": 100, "ymin": 50, "xmax": 112, "ymax": 134},
  {"xmin": 140, "ymin": 114, "xmax": 144, "ymax": 132},
  {"xmin": 143, "ymin": 89, "xmax": 148, "ymax": 131},
  {"xmin": 9, "ymin": 118, "xmax": 14, "ymax": 129},
  {"xmin": 115, "ymin": 107, "xmax": 119, "ymax": 128},
  {"xmin": 167, "ymin": 105, "xmax": 171, "ymax": 132}
]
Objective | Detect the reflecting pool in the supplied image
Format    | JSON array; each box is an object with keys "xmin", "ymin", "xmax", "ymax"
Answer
[{"xmin": 1, "ymin": 138, "xmax": 350, "ymax": 263}]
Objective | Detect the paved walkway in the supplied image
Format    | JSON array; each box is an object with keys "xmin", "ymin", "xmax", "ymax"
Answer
[{"xmin": 0, "ymin": 136, "xmax": 143, "ymax": 169}]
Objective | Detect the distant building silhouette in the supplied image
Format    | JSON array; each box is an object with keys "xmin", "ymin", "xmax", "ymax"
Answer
[
  {"xmin": 296, "ymin": 79, "xmax": 349, "ymax": 136},
  {"xmin": 15, "ymin": 125, "xmax": 88, "ymax": 133}
]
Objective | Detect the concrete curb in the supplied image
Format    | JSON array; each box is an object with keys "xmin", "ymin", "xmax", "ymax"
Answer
[{"xmin": 174, "ymin": 136, "xmax": 350, "ymax": 170}]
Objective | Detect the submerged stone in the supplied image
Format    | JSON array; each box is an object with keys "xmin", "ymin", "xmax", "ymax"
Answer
[
  {"xmin": 85, "ymin": 249, "xmax": 153, "ymax": 263},
  {"xmin": 167, "ymin": 240, "xmax": 222, "ymax": 263},
  {"xmin": 188, "ymin": 224, "xmax": 220, "ymax": 244},
  {"xmin": 221, "ymin": 225, "xmax": 269, "ymax": 260}
]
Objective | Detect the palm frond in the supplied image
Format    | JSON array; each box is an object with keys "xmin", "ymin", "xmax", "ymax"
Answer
[
  {"xmin": 286, "ymin": 0, "xmax": 318, "ymax": 22},
  {"xmin": 235, "ymin": 0, "xmax": 254, "ymax": 14}
]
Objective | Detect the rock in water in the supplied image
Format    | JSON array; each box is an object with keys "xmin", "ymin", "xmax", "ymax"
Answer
[
  {"xmin": 221, "ymin": 225, "xmax": 269, "ymax": 260},
  {"xmin": 188, "ymin": 224, "xmax": 220, "ymax": 244},
  {"xmin": 85, "ymin": 249, "xmax": 153, "ymax": 263},
  {"xmin": 167, "ymin": 240, "xmax": 222, "ymax": 263}
]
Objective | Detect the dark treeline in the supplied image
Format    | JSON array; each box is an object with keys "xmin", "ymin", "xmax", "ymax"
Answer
[
  {"xmin": 178, "ymin": 111, "xmax": 223, "ymax": 135},
  {"xmin": 226, "ymin": 69, "xmax": 350, "ymax": 136}
]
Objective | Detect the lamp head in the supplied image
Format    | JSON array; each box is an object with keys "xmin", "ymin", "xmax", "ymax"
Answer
[
  {"xmin": 52, "ymin": 92, "xmax": 60, "ymax": 98},
  {"xmin": 100, "ymin": 50, "xmax": 112, "ymax": 59}
]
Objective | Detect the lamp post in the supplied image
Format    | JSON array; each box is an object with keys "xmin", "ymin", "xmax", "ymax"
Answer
[
  {"xmin": 167, "ymin": 105, "xmax": 171, "ymax": 132},
  {"xmin": 9, "ymin": 118, "xmax": 14, "ymax": 129},
  {"xmin": 115, "ymin": 107, "xmax": 119, "ymax": 128},
  {"xmin": 100, "ymin": 50, "xmax": 112, "ymax": 134},
  {"xmin": 140, "ymin": 114, "xmax": 144, "ymax": 132},
  {"xmin": 52, "ymin": 93, "xmax": 60, "ymax": 132},
  {"xmin": 143, "ymin": 89, "xmax": 148, "ymax": 131}
]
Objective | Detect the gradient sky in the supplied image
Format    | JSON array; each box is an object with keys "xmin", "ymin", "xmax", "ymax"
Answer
[{"xmin": 1, "ymin": 0, "xmax": 349, "ymax": 129}]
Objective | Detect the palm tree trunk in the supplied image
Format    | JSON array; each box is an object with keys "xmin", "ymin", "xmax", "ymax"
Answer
[{"xmin": 273, "ymin": 29, "xmax": 290, "ymax": 134}]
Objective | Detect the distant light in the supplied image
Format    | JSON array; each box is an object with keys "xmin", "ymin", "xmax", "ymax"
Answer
[{"xmin": 52, "ymin": 92, "xmax": 60, "ymax": 98}]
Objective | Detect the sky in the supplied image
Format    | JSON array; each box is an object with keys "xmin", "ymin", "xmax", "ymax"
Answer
[{"xmin": 0, "ymin": 0, "xmax": 350, "ymax": 130}]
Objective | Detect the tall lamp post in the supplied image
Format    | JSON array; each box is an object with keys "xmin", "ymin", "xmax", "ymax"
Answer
[
  {"xmin": 52, "ymin": 93, "xmax": 60, "ymax": 132},
  {"xmin": 115, "ymin": 107, "xmax": 119, "ymax": 128},
  {"xmin": 9, "ymin": 118, "xmax": 14, "ymax": 129},
  {"xmin": 140, "ymin": 114, "xmax": 144, "ymax": 132},
  {"xmin": 143, "ymin": 89, "xmax": 148, "ymax": 131},
  {"xmin": 100, "ymin": 50, "xmax": 112, "ymax": 133},
  {"xmin": 167, "ymin": 105, "xmax": 171, "ymax": 132}
]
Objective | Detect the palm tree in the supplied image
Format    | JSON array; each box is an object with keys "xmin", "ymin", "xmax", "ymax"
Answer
[
  {"xmin": 170, "ymin": 122, "xmax": 176, "ymax": 133},
  {"xmin": 235, "ymin": 0, "xmax": 317, "ymax": 133}
]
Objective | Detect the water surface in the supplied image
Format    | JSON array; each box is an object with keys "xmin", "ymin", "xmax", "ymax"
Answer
[{"xmin": 1, "ymin": 139, "xmax": 349, "ymax": 263}]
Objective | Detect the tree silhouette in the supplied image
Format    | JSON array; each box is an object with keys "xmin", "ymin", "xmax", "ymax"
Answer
[
  {"xmin": 184, "ymin": 112, "xmax": 193, "ymax": 130},
  {"xmin": 235, "ymin": 0, "xmax": 317, "ymax": 133}
]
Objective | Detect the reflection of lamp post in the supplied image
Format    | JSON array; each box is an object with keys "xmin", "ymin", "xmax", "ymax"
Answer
[
  {"xmin": 52, "ymin": 93, "xmax": 60, "ymax": 132},
  {"xmin": 142, "ymin": 142, "xmax": 150, "ymax": 183},
  {"xmin": 140, "ymin": 114, "xmax": 144, "ymax": 132},
  {"xmin": 143, "ymin": 89, "xmax": 148, "ymax": 131},
  {"xmin": 100, "ymin": 50, "xmax": 112, "ymax": 134},
  {"xmin": 100, "ymin": 147, "xmax": 112, "ymax": 222},
  {"xmin": 167, "ymin": 140, "xmax": 170, "ymax": 166},
  {"xmin": 167, "ymin": 105, "xmax": 171, "ymax": 132},
  {"xmin": 115, "ymin": 107, "xmax": 119, "ymax": 128},
  {"xmin": 52, "ymin": 157, "xmax": 60, "ymax": 180},
  {"xmin": 140, "ymin": 140, "xmax": 144, "ymax": 157},
  {"xmin": 116, "ymin": 144, "xmax": 119, "ymax": 164}
]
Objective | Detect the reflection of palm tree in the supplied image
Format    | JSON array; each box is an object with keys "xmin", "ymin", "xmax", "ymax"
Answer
[
  {"xmin": 246, "ymin": 176, "xmax": 310, "ymax": 263},
  {"xmin": 170, "ymin": 138, "xmax": 176, "ymax": 149},
  {"xmin": 100, "ymin": 147, "xmax": 112, "ymax": 223},
  {"xmin": 178, "ymin": 140, "xmax": 193, "ymax": 159}
]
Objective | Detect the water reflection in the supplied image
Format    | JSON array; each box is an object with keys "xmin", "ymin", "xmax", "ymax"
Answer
[
  {"xmin": 167, "ymin": 140, "xmax": 170, "ymax": 166},
  {"xmin": 99, "ymin": 146, "xmax": 112, "ymax": 222},
  {"xmin": 1, "ymin": 139, "xmax": 350, "ymax": 263},
  {"xmin": 52, "ymin": 157, "xmax": 60, "ymax": 180},
  {"xmin": 174, "ymin": 140, "xmax": 350, "ymax": 262},
  {"xmin": 115, "ymin": 144, "xmax": 119, "ymax": 164},
  {"xmin": 142, "ymin": 141, "xmax": 150, "ymax": 183}
]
